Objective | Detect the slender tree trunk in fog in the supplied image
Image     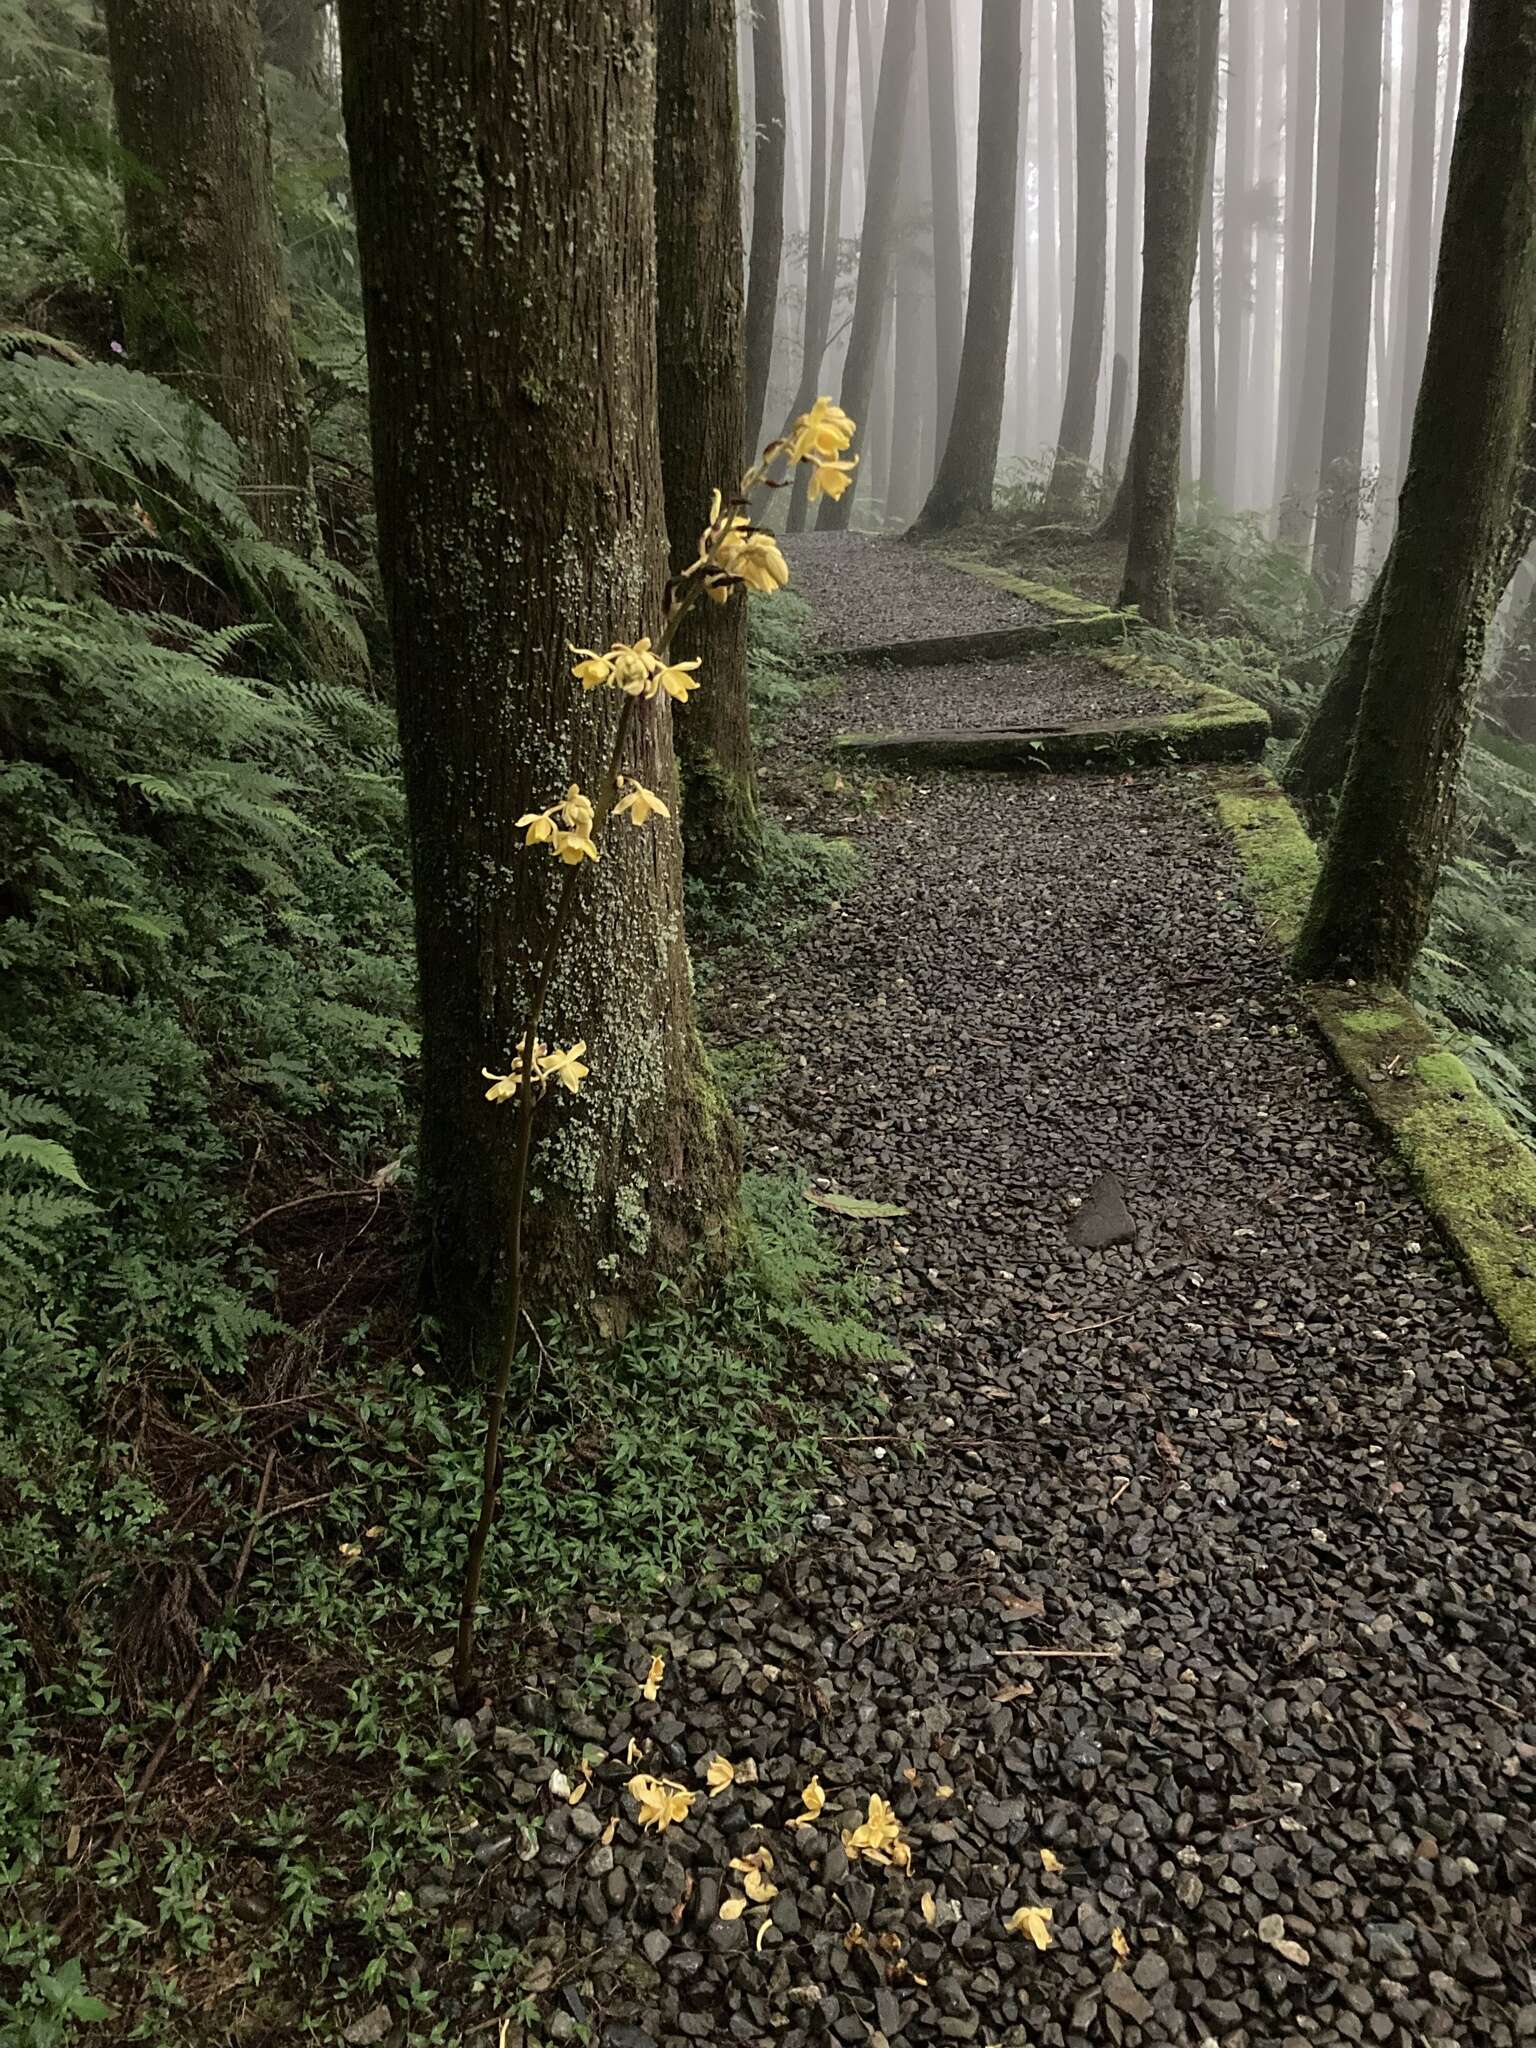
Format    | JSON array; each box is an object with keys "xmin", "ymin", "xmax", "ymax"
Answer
[
  {"xmin": 786, "ymin": 0, "xmax": 841, "ymax": 531},
  {"xmin": 1434, "ymin": 0, "xmax": 1464, "ymax": 245},
  {"xmin": 1279, "ymin": 0, "xmax": 1343, "ymax": 545},
  {"xmin": 1009, "ymin": 0, "xmax": 1035, "ymax": 458},
  {"xmin": 926, "ymin": 0, "xmax": 964, "ymax": 459},
  {"xmin": 1043, "ymin": 0, "xmax": 1108, "ymax": 519},
  {"xmin": 855, "ymin": 0, "xmax": 878, "ymax": 159},
  {"xmin": 1393, "ymin": 0, "xmax": 1443, "ymax": 490},
  {"xmin": 1104, "ymin": 0, "xmax": 1140, "ymax": 496},
  {"xmin": 744, "ymin": 0, "xmax": 787, "ymax": 462},
  {"xmin": 1037, "ymin": 0, "xmax": 1061, "ymax": 431},
  {"xmin": 1276, "ymin": 0, "xmax": 1317, "ymax": 519},
  {"xmin": 104, "ymin": 0, "xmax": 319, "ymax": 553},
  {"xmin": 1197, "ymin": 119, "xmax": 1217, "ymax": 501},
  {"xmin": 1248, "ymin": 0, "xmax": 1283, "ymax": 513},
  {"xmin": 1214, "ymin": 0, "xmax": 1252, "ymax": 508},
  {"xmin": 1119, "ymin": 0, "xmax": 1221, "ymax": 626},
  {"xmin": 1367, "ymin": 0, "xmax": 1394, "ymax": 563},
  {"xmin": 339, "ymin": 0, "xmax": 737, "ymax": 1371},
  {"xmin": 911, "ymin": 0, "xmax": 1023, "ymax": 533},
  {"xmin": 657, "ymin": 0, "xmax": 761, "ymax": 880},
  {"xmin": 818, "ymin": 0, "xmax": 920, "ymax": 527},
  {"xmin": 886, "ymin": 140, "xmax": 927, "ymax": 527},
  {"xmin": 1295, "ymin": 0, "xmax": 1536, "ymax": 984},
  {"xmin": 1055, "ymin": 0, "xmax": 1075, "ymax": 383},
  {"xmin": 1310, "ymin": 0, "xmax": 1383, "ymax": 606}
]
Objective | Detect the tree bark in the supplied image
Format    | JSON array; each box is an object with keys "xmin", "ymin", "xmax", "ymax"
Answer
[
  {"xmin": 744, "ymin": 0, "xmax": 787, "ymax": 464},
  {"xmin": 1008, "ymin": 0, "xmax": 1036, "ymax": 458},
  {"xmin": 1196, "ymin": 96, "xmax": 1217, "ymax": 502},
  {"xmin": 1390, "ymin": 0, "xmax": 1443, "ymax": 522},
  {"xmin": 658, "ymin": 0, "xmax": 762, "ymax": 882},
  {"xmin": 104, "ymin": 0, "xmax": 319, "ymax": 553},
  {"xmin": 787, "ymin": 0, "xmax": 854, "ymax": 530},
  {"xmin": 1275, "ymin": 0, "xmax": 1317, "ymax": 523},
  {"xmin": 1036, "ymin": 0, "xmax": 1061, "ymax": 431},
  {"xmin": 909, "ymin": 0, "xmax": 1023, "ymax": 534},
  {"xmin": 1433, "ymin": 0, "xmax": 1464, "ymax": 245},
  {"xmin": 1213, "ymin": 0, "xmax": 1252, "ymax": 508},
  {"xmin": 926, "ymin": 0, "xmax": 965, "ymax": 460},
  {"xmin": 1279, "ymin": 0, "xmax": 1343, "ymax": 547},
  {"xmin": 816, "ymin": 0, "xmax": 921, "ymax": 528},
  {"xmin": 1309, "ymin": 0, "xmax": 1383, "ymax": 606},
  {"xmin": 339, "ymin": 0, "xmax": 737, "ymax": 1372},
  {"xmin": 1294, "ymin": 0, "xmax": 1536, "ymax": 984},
  {"xmin": 1104, "ymin": 0, "xmax": 1140, "ymax": 495},
  {"xmin": 1119, "ymin": 0, "xmax": 1221, "ymax": 627},
  {"xmin": 1247, "ymin": 0, "xmax": 1284, "ymax": 513},
  {"xmin": 1042, "ymin": 0, "xmax": 1108, "ymax": 520},
  {"xmin": 1055, "ymin": 0, "xmax": 1075, "ymax": 393}
]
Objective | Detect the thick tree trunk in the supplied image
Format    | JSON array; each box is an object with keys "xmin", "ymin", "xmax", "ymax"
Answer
[
  {"xmin": 909, "ymin": 0, "xmax": 1022, "ymax": 534},
  {"xmin": 926, "ymin": 0, "xmax": 965, "ymax": 459},
  {"xmin": 339, "ymin": 0, "xmax": 737, "ymax": 1372},
  {"xmin": 657, "ymin": 0, "xmax": 762, "ymax": 882},
  {"xmin": 1310, "ymin": 0, "xmax": 1383, "ymax": 606},
  {"xmin": 1390, "ymin": 0, "xmax": 1443, "ymax": 521},
  {"xmin": 1119, "ymin": 0, "xmax": 1221, "ymax": 627},
  {"xmin": 1275, "ymin": 0, "xmax": 1317, "ymax": 522},
  {"xmin": 1213, "ymin": 0, "xmax": 1252, "ymax": 508},
  {"xmin": 104, "ymin": 0, "xmax": 318, "ymax": 554},
  {"xmin": 816, "ymin": 0, "xmax": 920, "ymax": 529},
  {"xmin": 1294, "ymin": 0, "xmax": 1536, "ymax": 984},
  {"xmin": 1277, "ymin": 0, "xmax": 1343, "ymax": 546},
  {"xmin": 1042, "ymin": 0, "xmax": 1108, "ymax": 520},
  {"xmin": 1104, "ymin": 0, "xmax": 1139, "ymax": 496},
  {"xmin": 744, "ymin": 0, "xmax": 787, "ymax": 464}
]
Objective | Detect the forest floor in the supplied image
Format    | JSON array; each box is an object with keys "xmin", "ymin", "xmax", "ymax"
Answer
[{"xmin": 475, "ymin": 538, "xmax": 1536, "ymax": 2048}]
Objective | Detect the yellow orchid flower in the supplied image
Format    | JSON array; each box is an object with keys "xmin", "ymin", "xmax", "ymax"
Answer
[
  {"xmin": 628, "ymin": 1773, "xmax": 695, "ymax": 1833},
  {"xmin": 1005, "ymin": 1904, "xmax": 1054, "ymax": 1950},
  {"xmin": 715, "ymin": 524, "xmax": 790, "ymax": 595},
  {"xmin": 552, "ymin": 827, "xmax": 599, "ymax": 865},
  {"xmin": 807, "ymin": 454, "xmax": 859, "ymax": 503},
  {"xmin": 657, "ymin": 658, "xmax": 702, "ymax": 704},
  {"xmin": 613, "ymin": 779, "xmax": 672, "ymax": 827},
  {"xmin": 520, "ymin": 783, "xmax": 596, "ymax": 857},
  {"xmin": 569, "ymin": 645, "xmax": 614, "ymax": 690},
  {"xmin": 786, "ymin": 1775, "xmax": 826, "ymax": 1828},
  {"xmin": 705, "ymin": 1755, "xmax": 736, "ymax": 1796},
  {"xmin": 640, "ymin": 1653, "xmax": 665, "ymax": 1701},
  {"xmin": 842, "ymin": 1792, "xmax": 908, "ymax": 1868},
  {"xmin": 538, "ymin": 1041, "xmax": 588, "ymax": 1094},
  {"xmin": 786, "ymin": 394, "xmax": 856, "ymax": 464},
  {"xmin": 482, "ymin": 1036, "xmax": 549, "ymax": 1103},
  {"xmin": 516, "ymin": 806, "xmax": 558, "ymax": 847},
  {"xmin": 610, "ymin": 637, "xmax": 662, "ymax": 696}
]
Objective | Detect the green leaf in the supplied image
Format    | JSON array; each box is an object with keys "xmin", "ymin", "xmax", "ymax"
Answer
[
  {"xmin": 803, "ymin": 1187, "xmax": 908, "ymax": 1220},
  {"xmin": 0, "ymin": 1133, "xmax": 88, "ymax": 1187}
]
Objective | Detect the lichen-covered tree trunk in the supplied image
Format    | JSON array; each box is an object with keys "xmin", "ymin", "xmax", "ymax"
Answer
[
  {"xmin": 1118, "ymin": 0, "xmax": 1220, "ymax": 626},
  {"xmin": 743, "ymin": 0, "xmax": 787, "ymax": 465},
  {"xmin": 925, "ymin": 0, "xmax": 965, "ymax": 459},
  {"xmin": 103, "ymin": 0, "xmax": 319, "ymax": 553},
  {"xmin": 815, "ymin": 0, "xmax": 920, "ymax": 530},
  {"xmin": 1041, "ymin": 0, "xmax": 1106, "ymax": 521},
  {"xmin": 1294, "ymin": 0, "xmax": 1536, "ymax": 984},
  {"xmin": 657, "ymin": 0, "xmax": 762, "ymax": 881},
  {"xmin": 1310, "ymin": 0, "xmax": 1383, "ymax": 606},
  {"xmin": 909, "ymin": 0, "xmax": 1022, "ymax": 535},
  {"xmin": 339, "ymin": 0, "xmax": 738, "ymax": 1375}
]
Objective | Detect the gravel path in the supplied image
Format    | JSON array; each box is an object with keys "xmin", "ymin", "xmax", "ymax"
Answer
[
  {"xmin": 786, "ymin": 533, "xmax": 1050, "ymax": 646},
  {"xmin": 789, "ymin": 654, "xmax": 1183, "ymax": 744},
  {"xmin": 471, "ymin": 550, "xmax": 1536, "ymax": 2048}
]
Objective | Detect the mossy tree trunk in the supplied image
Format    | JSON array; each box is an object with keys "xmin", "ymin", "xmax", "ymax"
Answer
[
  {"xmin": 1294, "ymin": 0, "xmax": 1536, "ymax": 984},
  {"xmin": 908, "ymin": 0, "xmax": 1022, "ymax": 536},
  {"xmin": 743, "ymin": 0, "xmax": 787, "ymax": 466},
  {"xmin": 339, "ymin": 0, "xmax": 738, "ymax": 1376},
  {"xmin": 657, "ymin": 0, "xmax": 762, "ymax": 881},
  {"xmin": 815, "ymin": 0, "xmax": 920, "ymax": 531},
  {"xmin": 1041, "ymin": 0, "xmax": 1108, "ymax": 522},
  {"xmin": 1117, "ymin": 0, "xmax": 1220, "ymax": 627},
  {"xmin": 103, "ymin": 0, "xmax": 319, "ymax": 553}
]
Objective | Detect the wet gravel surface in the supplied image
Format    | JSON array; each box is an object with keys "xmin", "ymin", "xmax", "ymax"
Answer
[
  {"xmin": 791, "ymin": 654, "xmax": 1183, "ymax": 744},
  {"xmin": 455, "ymin": 571, "xmax": 1536, "ymax": 2048},
  {"xmin": 786, "ymin": 533, "xmax": 1050, "ymax": 646}
]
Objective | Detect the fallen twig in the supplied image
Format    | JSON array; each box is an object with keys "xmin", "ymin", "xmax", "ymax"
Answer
[
  {"xmin": 996, "ymin": 1644, "xmax": 1123, "ymax": 1661},
  {"xmin": 239, "ymin": 1185, "xmax": 401, "ymax": 1236}
]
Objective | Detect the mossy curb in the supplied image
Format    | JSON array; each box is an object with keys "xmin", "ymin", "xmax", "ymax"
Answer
[
  {"xmin": 1205, "ymin": 763, "xmax": 1536, "ymax": 1368},
  {"xmin": 937, "ymin": 553, "xmax": 1126, "ymax": 630}
]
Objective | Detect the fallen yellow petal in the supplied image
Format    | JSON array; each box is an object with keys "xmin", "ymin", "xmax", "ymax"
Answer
[
  {"xmin": 730, "ymin": 1846, "xmax": 775, "ymax": 1875},
  {"xmin": 755, "ymin": 1917, "xmax": 772, "ymax": 1952},
  {"xmin": 640, "ymin": 1654, "xmax": 665, "ymax": 1702},
  {"xmin": 786, "ymin": 1775, "xmax": 826, "ymax": 1827},
  {"xmin": 600, "ymin": 1816, "xmax": 617, "ymax": 1846},
  {"xmin": 624, "ymin": 1736, "xmax": 641, "ymax": 1766},
  {"xmin": 1005, "ymin": 1904, "xmax": 1054, "ymax": 1950},
  {"xmin": 705, "ymin": 1755, "xmax": 736, "ymax": 1796},
  {"xmin": 627, "ymin": 1773, "xmax": 695, "ymax": 1833},
  {"xmin": 719, "ymin": 1895, "xmax": 747, "ymax": 1922},
  {"xmin": 921, "ymin": 1892, "xmax": 938, "ymax": 1926},
  {"xmin": 934, "ymin": 1784, "xmax": 954, "ymax": 1800},
  {"xmin": 1040, "ymin": 1847, "xmax": 1064, "ymax": 1875},
  {"xmin": 1111, "ymin": 1925, "xmax": 1131, "ymax": 1960},
  {"xmin": 744, "ymin": 1868, "xmax": 778, "ymax": 1904}
]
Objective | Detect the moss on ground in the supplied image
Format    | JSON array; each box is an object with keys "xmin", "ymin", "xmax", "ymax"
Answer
[
  {"xmin": 1205, "ymin": 764, "xmax": 1321, "ymax": 944},
  {"xmin": 937, "ymin": 552, "xmax": 1123, "ymax": 624}
]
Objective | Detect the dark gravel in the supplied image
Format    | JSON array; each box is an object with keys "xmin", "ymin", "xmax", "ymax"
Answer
[
  {"xmin": 449, "ymin": 564, "xmax": 1536, "ymax": 2048},
  {"xmin": 790, "ymin": 653, "xmax": 1183, "ymax": 744},
  {"xmin": 785, "ymin": 532, "xmax": 1050, "ymax": 646}
]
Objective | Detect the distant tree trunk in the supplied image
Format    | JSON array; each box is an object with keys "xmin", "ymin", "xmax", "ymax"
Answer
[
  {"xmin": 1009, "ymin": 0, "xmax": 1036, "ymax": 457},
  {"xmin": 1247, "ymin": 0, "xmax": 1284, "ymax": 513},
  {"xmin": 854, "ymin": 0, "xmax": 878, "ymax": 159},
  {"xmin": 788, "ymin": 0, "xmax": 853, "ymax": 529},
  {"xmin": 926, "ymin": 0, "xmax": 965, "ymax": 457},
  {"xmin": 1119, "ymin": 0, "xmax": 1221, "ymax": 626},
  {"xmin": 1433, "ymin": 0, "xmax": 1464, "ymax": 245},
  {"xmin": 786, "ymin": 0, "xmax": 830, "ymax": 532},
  {"xmin": 1036, "ymin": 0, "xmax": 1061, "ymax": 430},
  {"xmin": 1055, "ymin": 0, "xmax": 1075, "ymax": 387},
  {"xmin": 1366, "ymin": 0, "xmax": 1395, "ymax": 565},
  {"xmin": 743, "ymin": 0, "xmax": 787, "ymax": 463},
  {"xmin": 910, "ymin": 0, "xmax": 1022, "ymax": 533},
  {"xmin": 1042, "ymin": 0, "xmax": 1108, "ymax": 519},
  {"xmin": 1103, "ymin": 0, "xmax": 1139, "ymax": 496},
  {"xmin": 1196, "ymin": 121, "xmax": 1217, "ymax": 501},
  {"xmin": 1275, "ymin": 0, "xmax": 1317, "ymax": 521},
  {"xmin": 1391, "ymin": 0, "xmax": 1443, "ymax": 512},
  {"xmin": 657, "ymin": 0, "xmax": 761, "ymax": 881},
  {"xmin": 1285, "ymin": 362, "xmax": 1536, "ymax": 820},
  {"xmin": 816, "ymin": 0, "xmax": 921, "ymax": 529},
  {"xmin": 1294, "ymin": 0, "xmax": 1536, "ymax": 984},
  {"xmin": 1213, "ymin": 0, "xmax": 1252, "ymax": 508},
  {"xmin": 104, "ymin": 0, "xmax": 319, "ymax": 554},
  {"xmin": 886, "ymin": 160, "xmax": 927, "ymax": 527},
  {"xmin": 257, "ymin": 0, "xmax": 318, "ymax": 79},
  {"xmin": 1310, "ymin": 0, "xmax": 1383, "ymax": 606},
  {"xmin": 1278, "ymin": 0, "xmax": 1343, "ymax": 545},
  {"xmin": 339, "ymin": 0, "xmax": 737, "ymax": 1371}
]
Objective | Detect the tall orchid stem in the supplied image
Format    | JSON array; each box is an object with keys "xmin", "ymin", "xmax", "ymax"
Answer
[{"xmin": 453, "ymin": 470, "xmax": 771, "ymax": 1706}]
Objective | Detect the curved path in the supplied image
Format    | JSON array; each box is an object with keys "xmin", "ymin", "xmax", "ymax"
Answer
[{"xmin": 493, "ymin": 538, "xmax": 1536, "ymax": 2048}]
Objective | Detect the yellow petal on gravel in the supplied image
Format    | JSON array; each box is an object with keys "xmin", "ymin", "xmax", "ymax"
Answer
[
  {"xmin": 1006, "ymin": 1904, "xmax": 1055, "ymax": 1950},
  {"xmin": 787, "ymin": 1776, "xmax": 826, "ymax": 1827},
  {"xmin": 600, "ymin": 1817, "xmax": 617, "ymax": 1846},
  {"xmin": 755, "ymin": 1918, "xmax": 773, "ymax": 1952},
  {"xmin": 921, "ymin": 1892, "xmax": 938, "ymax": 1926},
  {"xmin": 705, "ymin": 1755, "xmax": 736, "ymax": 1796},
  {"xmin": 1040, "ymin": 1848, "xmax": 1064, "ymax": 1875},
  {"xmin": 1111, "ymin": 1926, "xmax": 1131, "ymax": 1960},
  {"xmin": 624, "ymin": 1737, "xmax": 641, "ymax": 1766},
  {"xmin": 744, "ymin": 1868, "xmax": 779, "ymax": 1903},
  {"xmin": 628, "ymin": 1773, "xmax": 695, "ymax": 1833},
  {"xmin": 730, "ymin": 1847, "xmax": 775, "ymax": 1875},
  {"xmin": 640, "ymin": 1654, "xmax": 665, "ymax": 1701},
  {"xmin": 719, "ymin": 1896, "xmax": 747, "ymax": 1922}
]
